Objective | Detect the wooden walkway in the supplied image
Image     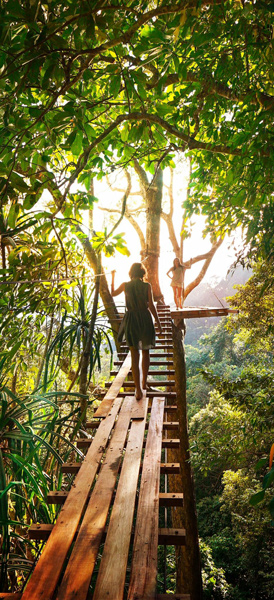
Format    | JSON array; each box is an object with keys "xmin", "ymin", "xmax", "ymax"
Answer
[{"xmin": 2, "ymin": 306, "xmax": 190, "ymax": 600}]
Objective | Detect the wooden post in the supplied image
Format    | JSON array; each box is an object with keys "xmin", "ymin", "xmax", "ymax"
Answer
[{"xmin": 172, "ymin": 319, "xmax": 203, "ymax": 600}]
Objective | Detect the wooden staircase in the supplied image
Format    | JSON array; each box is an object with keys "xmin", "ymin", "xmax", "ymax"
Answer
[{"xmin": 1, "ymin": 305, "xmax": 190, "ymax": 600}]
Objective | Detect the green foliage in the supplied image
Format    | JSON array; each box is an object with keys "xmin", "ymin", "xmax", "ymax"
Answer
[
  {"xmin": 187, "ymin": 262, "xmax": 274, "ymax": 599},
  {"xmin": 0, "ymin": 0, "xmax": 273, "ymax": 263}
]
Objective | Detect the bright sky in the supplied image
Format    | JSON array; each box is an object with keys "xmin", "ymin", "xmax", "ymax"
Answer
[{"xmin": 88, "ymin": 162, "xmax": 243, "ymax": 306}]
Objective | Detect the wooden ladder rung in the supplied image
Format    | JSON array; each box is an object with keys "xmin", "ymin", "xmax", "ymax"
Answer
[
  {"xmin": 118, "ymin": 391, "xmax": 176, "ymax": 398},
  {"xmin": 62, "ymin": 461, "xmax": 180, "ymax": 475},
  {"xmin": 110, "ymin": 370, "xmax": 175, "ymax": 376},
  {"xmin": 76, "ymin": 437, "xmax": 179, "ymax": 450},
  {"xmin": 48, "ymin": 491, "xmax": 184, "ymax": 507},
  {"xmin": 29, "ymin": 524, "xmax": 186, "ymax": 546},
  {"xmin": 114, "ymin": 360, "xmax": 174, "ymax": 366},
  {"xmin": 105, "ymin": 380, "xmax": 175, "ymax": 388},
  {"xmin": 159, "ymin": 493, "xmax": 184, "ymax": 507},
  {"xmin": 156, "ymin": 595, "xmax": 191, "ymax": 600}
]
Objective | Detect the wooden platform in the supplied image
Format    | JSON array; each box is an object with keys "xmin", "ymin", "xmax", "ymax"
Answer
[
  {"xmin": 170, "ymin": 306, "xmax": 238, "ymax": 319},
  {"xmin": 19, "ymin": 306, "xmax": 187, "ymax": 600}
]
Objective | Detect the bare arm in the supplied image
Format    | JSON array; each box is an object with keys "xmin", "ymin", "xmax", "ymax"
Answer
[
  {"xmin": 147, "ymin": 284, "xmax": 162, "ymax": 333},
  {"xmin": 111, "ymin": 270, "xmax": 125, "ymax": 297},
  {"xmin": 182, "ymin": 258, "xmax": 193, "ymax": 269},
  {"xmin": 166, "ymin": 268, "xmax": 173, "ymax": 279}
]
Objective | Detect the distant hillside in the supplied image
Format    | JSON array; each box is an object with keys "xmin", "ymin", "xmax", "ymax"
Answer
[{"xmin": 184, "ymin": 265, "xmax": 251, "ymax": 346}]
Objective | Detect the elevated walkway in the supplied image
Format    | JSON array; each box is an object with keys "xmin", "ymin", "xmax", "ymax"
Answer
[{"xmin": 0, "ymin": 305, "xmax": 188, "ymax": 600}]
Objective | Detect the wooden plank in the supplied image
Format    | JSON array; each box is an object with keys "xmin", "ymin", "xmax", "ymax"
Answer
[
  {"xmin": 93, "ymin": 353, "xmax": 131, "ymax": 418},
  {"xmin": 22, "ymin": 396, "xmax": 123, "ymax": 600},
  {"xmin": 159, "ymin": 493, "xmax": 184, "ymax": 507},
  {"xmin": 128, "ymin": 397, "xmax": 165, "ymax": 600},
  {"xmin": 131, "ymin": 390, "xmax": 147, "ymax": 419},
  {"xmin": 56, "ymin": 398, "xmax": 134, "ymax": 600},
  {"xmin": 93, "ymin": 396, "xmax": 149, "ymax": 600},
  {"xmin": 170, "ymin": 307, "xmax": 238, "ymax": 319}
]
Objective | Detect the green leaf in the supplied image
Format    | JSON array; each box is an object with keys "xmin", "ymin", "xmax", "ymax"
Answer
[
  {"xmin": 109, "ymin": 75, "xmax": 121, "ymax": 98},
  {"xmin": 9, "ymin": 172, "xmax": 29, "ymax": 193},
  {"xmin": 249, "ymin": 489, "xmax": 265, "ymax": 506}
]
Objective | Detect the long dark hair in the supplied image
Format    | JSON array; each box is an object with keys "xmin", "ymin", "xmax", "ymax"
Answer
[
  {"xmin": 172, "ymin": 257, "xmax": 183, "ymax": 270},
  {"xmin": 129, "ymin": 262, "xmax": 147, "ymax": 279}
]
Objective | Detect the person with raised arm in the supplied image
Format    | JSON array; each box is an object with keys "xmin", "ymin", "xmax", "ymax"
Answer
[
  {"xmin": 111, "ymin": 263, "xmax": 162, "ymax": 400},
  {"xmin": 167, "ymin": 257, "xmax": 192, "ymax": 309}
]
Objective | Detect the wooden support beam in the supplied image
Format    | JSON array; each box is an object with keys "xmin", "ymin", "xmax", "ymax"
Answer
[
  {"xmin": 110, "ymin": 370, "xmax": 175, "ymax": 377},
  {"xmin": 48, "ymin": 491, "xmax": 184, "ymax": 508},
  {"xmin": 61, "ymin": 462, "xmax": 180, "ymax": 475},
  {"xmin": 162, "ymin": 439, "xmax": 180, "ymax": 449},
  {"xmin": 105, "ymin": 380, "xmax": 175, "ymax": 389},
  {"xmin": 114, "ymin": 360, "xmax": 174, "ymax": 366},
  {"xmin": 156, "ymin": 595, "xmax": 190, "ymax": 600},
  {"xmin": 28, "ymin": 525, "xmax": 185, "ymax": 545},
  {"xmin": 117, "ymin": 352, "xmax": 173, "ymax": 358},
  {"xmin": 117, "ymin": 391, "xmax": 176, "ymax": 398},
  {"xmin": 159, "ymin": 493, "xmax": 184, "ymax": 507},
  {"xmin": 170, "ymin": 307, "xmax": 239, "ymax": 319}
]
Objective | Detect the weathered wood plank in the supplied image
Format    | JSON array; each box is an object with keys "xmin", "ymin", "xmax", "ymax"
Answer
[
  {"xmin": 131, "ymin": 390, "xmax": 147, "ymax": 419},
  {"xmin": 22, "ymin": 396, "xmax": 123, "ymax": 600},
  {"xmin": 170, "ymin": 307, "xmax": 238, "ymax": 319},
  {"xmin": 93, "ymin": 396, "xmax": 149, "ymax": 600},
  {"xmin": 56, "ymin": 398, "xmax": 134, "ymax": 600},
  {"xmin": 93, "ymin": 353, "xmax": 131, "ymax": 418},
  {"xmin": 128, "ymin": 397, "xmax": 165, "ymax": 600}
]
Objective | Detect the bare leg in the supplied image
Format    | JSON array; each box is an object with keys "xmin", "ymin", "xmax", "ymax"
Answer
[
  {"xmin": 178, "ymin": 287, "xmax": 183, "ymax": 309},
  {"xmin": 172, "ymin": 286, "xmax": 179, "ymax": 309},
  {"xmin": 130, "ymin": 347, "xmax": 143, "ymax": 400},
  {"xmin": 141, "ymin": 349, "xmax": 150, "ymax": 390}
]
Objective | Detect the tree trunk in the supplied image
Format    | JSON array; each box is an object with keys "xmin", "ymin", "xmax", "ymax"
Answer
[
  {"xmin": 78, "ymin": 256, "xmax": 101, "ymax": 419},
  {"xmin": 34, "ymin": 315, "xmax": 54, "ymax": 391},
  {"xmin": 172, "ymin": 319, "xmax": 203, "ymax": 600},
  {"xmin": 78, "ymin": 231, "xmax": 121, "ymax": 347},
  {"xmin": 134, "ymin": 161, "xmax": 164, "ymax": 301}
]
